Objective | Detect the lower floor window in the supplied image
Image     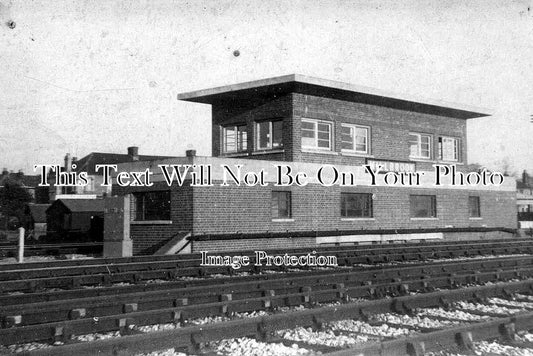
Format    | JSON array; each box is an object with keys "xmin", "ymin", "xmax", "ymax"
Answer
[
  {"xmin": 272, "ymin": 191, "xmax": 291, "ymax": 219},
  {"xmin": 133, "ymin": 191, "xmax": 171, "ymax": 221},
  {"xmin": 410, "ymin": 195, "xmax": 436, "ymax": 218},
  {"xmin": 469, "ymin": 196, "xmax": 481, "ymax": 217},
  {"xmin": 341, "ymin": 193, "xmax": 373, "ymax": 218}
]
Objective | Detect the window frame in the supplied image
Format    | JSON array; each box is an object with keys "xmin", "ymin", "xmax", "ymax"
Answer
[
  {"xmin": 222, "ymin": 124, "xmax": 248, "ymax": 154},
  {"xmin": 409, "ymin": 194, "xmax": 437, "ymax": 218},
  {"xmin": 271, "ymin": 191, "xmax": 292, "ymax": 219},
  {"xmin": 301, "ymin": 118, "xmax": 334, "ymax": 151},
  {"xmin": 255, "ymin": 119, "xmax": 284, "ymax": 151},
  {"xmin": 409, "ymin": 132, "xmax": 433, "ymax": 160},
  {"xmin": 468, "ymin": 196, "xmax": 481, "ymax": 218},
  {"xmin": 438, "ymin": 136, "xmax": 460, "ymax": 162},
  {"xmin": 340, "ymin": 192, "xmax": 373, "ymax": 218},
  {"xmin": 132, "ymin": 190, "xmax": 171, "ymax": 222},
  {"xmin": 341, "ymin": 124, "xmax": 370, "ymax": 155}
]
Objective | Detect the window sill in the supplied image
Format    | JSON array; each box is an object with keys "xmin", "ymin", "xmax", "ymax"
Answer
[
  {"xmin": 251, "ymin": 149, "xmax": 285, "ymax": 155},
  {"xmin": 301, "ymin": 148, "xmax": 338, "ymax": 155},
  {"xmin": 341, "ymin": 218, "xmax": 375, "ymax": 221},
  {"xmin": 436, "ymin": 160, "xmax": 464, "ymax": 165},
  {"xmin": 220, "ymin": 152, "xmax": 249, "ymax": 157},
  {"xmin": 409, "ymin": 157, "xmax": 434, "ymax": 163},
  {"xmin": 410, "ymin": 217, "xmax": 438, "ymax": 221},
  {"xmin": 131, "ymin": 220, "xmax": 173, "ymax": 225},
  {"xmin": 469, "ymin": 217, "xmax": 483, "ymax": 220},
  {"xmin": 272, "ymin": 218, "xmax": 294, "ymax": 222},
  {"xmin": 340, "ymin": 151, "xmax": 373, "ymax": 158}
]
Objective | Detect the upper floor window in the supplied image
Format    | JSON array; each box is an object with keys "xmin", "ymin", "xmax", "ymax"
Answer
[
  {"xmin": 410, "ymin": 194, "xmax": 436, "ymax": 218},
  {"xmin": 301, "ymin": 118, "xmax": 333, "ymax": 150},
  {"xmin": 438, "ymin": 137, "xmax": 459, "ymax": 162},
  {"xmin": 409, "ymin": 133, "xmax": 432, "ymax": 159},
  {"xmin": 256, "ymin": 120, "xmax": 283, "ymax": 150},
  {"xmin": 133, "ymin": 191, "xmax": 171, "ymax": 221},
  {"xmin": 272, "ymin": 191, "xmax": 291, "ymax": 219},
  {"xmin": 222, "ymin": 125, "xmax": 247, "ymax": 153},
  {"xmin": 341, "ymin": 124, "xmax": 369, "ymax": 154},
  {"xmin": 468, "ymin": 196, "xmax": 481, "ymax": 217},
  {"xmin": 341, "ymin": 193, "xmax": 373, "ymax": 218}
]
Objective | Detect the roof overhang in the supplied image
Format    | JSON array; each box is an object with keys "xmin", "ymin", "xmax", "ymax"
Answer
[{"xmin": 177, "ymin": 74, "xmax": 491, "ymax": 119}]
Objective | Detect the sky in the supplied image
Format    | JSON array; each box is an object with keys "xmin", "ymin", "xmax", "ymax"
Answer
[{"xmin": 0, "ymin": 0, "xmax": 532, "ymax": 176}]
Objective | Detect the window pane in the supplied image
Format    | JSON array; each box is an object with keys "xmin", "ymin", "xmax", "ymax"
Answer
[
  {"xmin": 272, "ymin": 191, "xmax": 291, "ymax": 218},
  {"xmin": 257, "ymin": 121, "xmax": 270, "ymax": 149},
  {"xmin": 272, "ymin": 120, "xmax": 283, "ymax": 148},
  {"xmin": 134, "ymin": 191, "xmax": 171, "ymax": 221},
  {"xmin": 341, "ymin": 193, "xmax": 372, "ymax": 218},
  {"xmin": 469, "ymin": 196, "xmax": 480, "ymax": 217},
  {"xmin": 302, "ymin": 119, "xmax": 331, "ymax": 149},
  {"xmin": 237, "ymin": 125, "xmax": 247, "ymax": 151},
  {"xmin": 410, "ymin": 133, "xmax": 431, "ymax": 159},
  {"xmin": 223, "ymin": 127, "xmax": 236, "ymax": 153},
  {"xmin": 341, "ymin": 126, "xmax": 354, "ymax": 150},
  {"xmin": 441, "ymin": 137, "xmax": 458, "ymax": 161},
  {"xmin": 410, "ymin": 195, "xmax": 436, "ymax": 218}
]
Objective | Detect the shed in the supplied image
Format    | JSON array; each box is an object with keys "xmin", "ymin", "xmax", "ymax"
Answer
[{"xmin": 46, "ymin": 199, "xmax": 104, "ymax": 241}]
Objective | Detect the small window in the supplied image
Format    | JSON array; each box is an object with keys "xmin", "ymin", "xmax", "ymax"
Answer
[
  {"xmin": 301, "ymin": 118, "xmax": 333, "ymax": 150},
  {"xmin": 271, "ymin": 191, "xmax": 291, "ymax": 219},
  {"xmin": 409, "ymin": 133, "xmax": 432, "ymax": 159},
  {"xmin": 256, "ymin": 120, "xmax": 283, "ymax": 150},
  {"xmin": 410, "ymin": 195, "xmax": 436, "ymax": 218},
  {"xmin": 222, "ymin": 125, "xmax": 247, "ymax": 153},
  {"xmin": 133, "ymin": 191, "xmax": 171, "ymax": 221},
  {"xmin": 438, "ymin": 137, "xmax": 460, "ymax": 162},
  {"xmin": 341, "ymin": 124, "xmax": 369, "ymax": 154},
  {"xmin": 341, "ymin": 193, "xmax": 373, "ymax": 218},
  {"xmin": 469, "ymin": 196, "xmax": 481, "ymax": 217}
]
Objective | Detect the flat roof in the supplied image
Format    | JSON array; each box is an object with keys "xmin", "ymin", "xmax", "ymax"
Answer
[{"xmin": 177, "ymin": 74, "xmax": 491, "ymax": 119}]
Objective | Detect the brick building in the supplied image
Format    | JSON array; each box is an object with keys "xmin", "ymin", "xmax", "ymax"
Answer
[{"xmin": 111, "ymin": 75, "xmax": 516, "ymax": 255}]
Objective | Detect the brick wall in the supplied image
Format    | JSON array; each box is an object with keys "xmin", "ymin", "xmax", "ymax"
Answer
[
  {"xmin": 192, "ymin": 237, "xmax": 316, "ymax": 252},
  {"xmin": 113, "ymin": 182, "xmax": 193, "ymax": 255},
  {"xmin": 190, "ymin": 182, "xmax": 516, "ymax": 235},
  {"xmin": 210, "ymin": 92, "xmax": 469, "ymax": 172},
  {"xmin": 291, "ymin": 93, "xmax": 468, "ymax": 171}
]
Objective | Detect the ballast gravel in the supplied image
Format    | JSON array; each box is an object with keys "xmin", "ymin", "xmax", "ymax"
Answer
[
  {"xmin": 416, "ymin": 307, "xmax": 490, "ymax": 321},
  {"xmin": 371, "ymin": 313, "xmax": 458, "ymax": 329},
  {"xmin": 454, "ymin": 301, "xmax": 525, "ymax": 315},
  {"xmin": 278, "ymin": 326, "xmax": 375, "ymax": 347},
  {"xmin": 214, "ymin": 337, "xmax": 314, "ymax": 356},
  {"xmin": 327, "ymin": 319, "xmax": 411, "ymax": 338}
]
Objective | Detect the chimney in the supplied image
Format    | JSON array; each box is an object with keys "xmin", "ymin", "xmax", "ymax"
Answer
[
  {"xmin": 64, "ymin": 153, "xmax": 72, "ymax": 172},
  {"xmin": 186, "ymin": 149, "xmax": 196, "ymax": 158},
  {"xmin": 1, "ymin": 168, "xmax": 7, "ymax": 176},
  {"xmin": 523, "ymin": 170, "xmax": 529, "ymax": 184},
  {"xmin": 128, "ymin": 146, "xmax": 139, "ymax": 161}
]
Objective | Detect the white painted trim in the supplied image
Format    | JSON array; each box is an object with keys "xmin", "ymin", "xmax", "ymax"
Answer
[{"xmin": 131, "ymin": 220, "xmax": 173, "ymax": 225}]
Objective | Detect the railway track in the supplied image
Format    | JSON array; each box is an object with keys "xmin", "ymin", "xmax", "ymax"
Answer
[
  {"xmin": 6, "ymin": 280, "xmax": 533, "ymax": 355},
  {"xmin": 1, "ymin": 238, "xmax": 533, "ymax": 294},
  {"xmin": 2, "ymin": 239, "xmax": 533, "ymax": 355}
]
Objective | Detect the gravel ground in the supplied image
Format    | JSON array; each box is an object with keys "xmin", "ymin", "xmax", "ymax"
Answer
[
  {"xmin": 416, "ymin": 307, "xmax": 490, "ymax": 321},
  {"xmin": 327, "ymin": 319, "xmax": 411, "ymax": 338},
  {"xmin": 453, "ymin": 301, "xmax": 525, "ymax": 315},
  {"xmin": 278, "ymin": 326, "xmax": 375, "ymax": 347},
  {"xmin": 371, "ymin": 313, "xmax": 459, "ymax": 329},
  {"xmin": 214, "ymin": 337, "xmax": 314, "ymax": 356}
]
